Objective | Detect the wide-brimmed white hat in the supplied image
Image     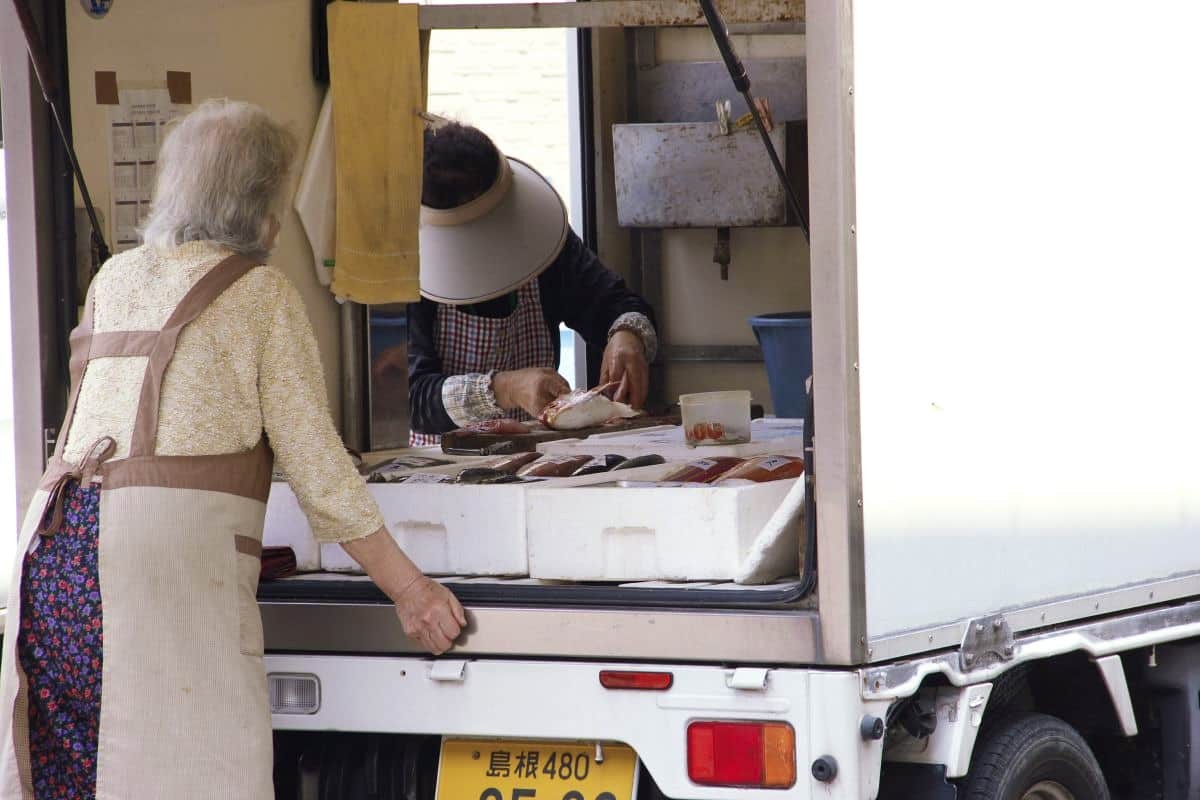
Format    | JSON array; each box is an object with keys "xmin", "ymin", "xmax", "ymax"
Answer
[{"xmin": 418, "ymin": 155, "xmax": 569, "ymax": 306}]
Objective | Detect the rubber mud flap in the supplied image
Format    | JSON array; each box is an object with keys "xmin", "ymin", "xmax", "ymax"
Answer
[{"xmin": 878, "ymin": 763, "xmax": 958, "ymax": 800}]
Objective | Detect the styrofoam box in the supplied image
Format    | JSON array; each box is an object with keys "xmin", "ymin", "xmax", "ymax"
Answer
[
  {"xmin": 538, "ymin": 417, "xmax": 805, "ymax": 460},
  {"xmin": 263, "ymin": 450, "xmax": 488, "ymax": 573},
  {"xmin": 319, "ymin": 462, "xmax": 676, "ymax": 577},
  {"xmin": 525, "ymin": 464, "xmax": 802, "ymax": 582},
  {"xmin": 263, "ymin": 482, "xmax": 324, "ymax": 572}
]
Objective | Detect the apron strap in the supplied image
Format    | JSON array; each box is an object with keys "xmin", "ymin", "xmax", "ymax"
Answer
[
  {"xmin": 129, "ymin": 254, "xmax": 259, "ymax": 458},
  {"xmin": 38, "ymin": 436, "xmax": 117, "ymax": 536}
]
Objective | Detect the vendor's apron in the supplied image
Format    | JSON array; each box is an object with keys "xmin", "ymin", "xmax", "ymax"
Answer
[
  {"xmin": 411, "ymin": 279, "xmax": 557, "ymax": 446},
  {"xmin": 0, "ymin": 254, "xmax": 275, "ymax": 799}
]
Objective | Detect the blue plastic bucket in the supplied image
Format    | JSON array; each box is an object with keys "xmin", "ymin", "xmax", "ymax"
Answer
[{"xmin": 750, "ymin": 312, "xmax": 812, "ymax": 419}]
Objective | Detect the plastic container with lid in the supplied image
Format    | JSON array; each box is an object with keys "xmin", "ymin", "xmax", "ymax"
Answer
[{"xmin": 680, "ymin": 390, "xmax": 752, "ymax": 447}]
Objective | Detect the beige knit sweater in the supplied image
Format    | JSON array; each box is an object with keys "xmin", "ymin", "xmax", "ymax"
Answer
[{"xmin": 63, "ymin": 241, "xmax": 383, "ymax": 544}]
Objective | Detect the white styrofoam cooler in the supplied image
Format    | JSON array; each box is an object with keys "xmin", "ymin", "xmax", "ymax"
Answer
[
  {"xmin": 319, "ymin": 482, "xmax": 530, "ymax": 576},
  {"xmin": 263, "ymin": 483, "xmax": 323, "ymax": 572},
  {"xmin": 265, "ymin": 448, "xmax": 805, "ymax": 581},
  {"xmin": 263, "ymin": 449, "xmax": 493, "ymax": 572},
  {"xmin": 525, "ymin": 468, "xmax": 803, "ymax": 582},
  {"xmin": 538, "ymin": 418, "xmax": 805, "ymax": 460},
  {"xmin": 318, "ymin": 464, "xmax": 676, "ymax": 576}
]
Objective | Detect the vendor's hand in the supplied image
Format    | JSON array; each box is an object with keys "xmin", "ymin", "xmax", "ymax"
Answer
[
  {"xmin": 493, "ymin": 368, "xmax": 570, "ymax": 417},
  {"xmin": 394, "ymin": 575, "xmax": 467, "ymax": 655},
  {"xmin": 600, "ymin": 331, "xmax": 649, "ymax": 409}
]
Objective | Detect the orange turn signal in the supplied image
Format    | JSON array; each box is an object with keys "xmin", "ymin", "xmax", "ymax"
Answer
[{"xmin": 687, "ymin": 721, "xmax": 796, "ymax": 789}]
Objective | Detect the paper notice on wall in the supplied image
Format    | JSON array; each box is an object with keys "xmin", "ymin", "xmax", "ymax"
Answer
[{"xmin": 107, "ymin": 86, "xmax": 188, "ymax": 252}]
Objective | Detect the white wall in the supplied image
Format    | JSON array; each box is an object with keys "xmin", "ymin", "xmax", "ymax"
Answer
[
  {"xmin": 646, "ymin": 29, "xmax": 810, "ymax": 413},
  {"xmin": 65, "ymin": 0, "xmax": 341, "ymax": 415}
]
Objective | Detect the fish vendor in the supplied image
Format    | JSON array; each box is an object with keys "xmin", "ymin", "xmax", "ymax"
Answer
[{"xmin": 376, "ymin": 122, "xmax": 659, "ymax": 446}]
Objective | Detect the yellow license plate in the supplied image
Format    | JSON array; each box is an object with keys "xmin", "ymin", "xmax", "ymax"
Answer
[{"xmin": 436, "ymin": 739, "xmax": 638, "ymax": 800}]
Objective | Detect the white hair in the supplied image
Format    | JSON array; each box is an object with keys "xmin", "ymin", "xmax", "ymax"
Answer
[{"xmin": 141, "ymin": 99, "xmax": 297, "ymax": 260}]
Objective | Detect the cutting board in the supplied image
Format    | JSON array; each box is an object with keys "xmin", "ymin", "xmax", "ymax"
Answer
[{"xmin": 441, "ymin": 414, "xmax": 682, "ymax": 454}]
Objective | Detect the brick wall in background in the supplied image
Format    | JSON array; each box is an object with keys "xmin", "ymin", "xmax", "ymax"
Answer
[{"xmin": 426, "ymin": 28, "xmax": 573, "ymax": 211}]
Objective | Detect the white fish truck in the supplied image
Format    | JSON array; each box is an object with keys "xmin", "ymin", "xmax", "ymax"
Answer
[{"xmin": 2, "ymin": 1, "xmax": 1198, "ymax": 799}]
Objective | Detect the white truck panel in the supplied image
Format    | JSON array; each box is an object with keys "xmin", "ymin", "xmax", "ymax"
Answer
[
  {"xmin": 849, "ymin": 0, "xmax": 1200, "ymax": 639},
  {"xmin": 266, "ymin": 655, "xmax": 888, "ymax": 799}
]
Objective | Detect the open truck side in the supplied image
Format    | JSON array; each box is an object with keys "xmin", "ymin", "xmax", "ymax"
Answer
[{"xmin": 3, "ymin": 1, "xmax": 1199, "ymax": 798}]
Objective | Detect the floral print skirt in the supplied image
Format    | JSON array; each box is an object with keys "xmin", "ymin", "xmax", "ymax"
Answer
[{"xmin": 18, "ymin": 480, "xmax": 102, "ymax": 799}]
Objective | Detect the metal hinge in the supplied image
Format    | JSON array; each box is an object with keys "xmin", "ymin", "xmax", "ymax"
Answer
[
  {"xmin": 960, "ymin": 614, "xmax": 1015, "ymax": 672},
  {"xmin": 429, "ymin": 660, "xmax": 469, "ymax": 683},
  {"xmin": 726, "ymin": 668, "xmax": 771, "ymax": 691},
  {"xmin": 43, "ymin": 428, "xmax": 58, "ymax": 466}
]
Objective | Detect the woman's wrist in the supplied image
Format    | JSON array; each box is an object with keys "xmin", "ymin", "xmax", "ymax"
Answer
[
  {"xmin": 339, "ymin": 526, "xmax": 425, "ymax": 603},
  {"xmin": 607, "ymin": 312, "xmax": 658, "ymax": 361}
]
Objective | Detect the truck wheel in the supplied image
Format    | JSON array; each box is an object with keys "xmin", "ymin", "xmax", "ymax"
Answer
[{"xmin": 961, "ymin": 713, "xmax": 1109, "ymax": 800}]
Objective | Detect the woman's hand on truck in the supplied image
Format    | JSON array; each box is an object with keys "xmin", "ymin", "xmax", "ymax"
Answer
[
  {"xmin": 394, "ymin": 576, "xmax": 468, "ymax": 655},
  {"xmin": 339, "ymin": 527, "xmax": 469, "ymax": 654}
]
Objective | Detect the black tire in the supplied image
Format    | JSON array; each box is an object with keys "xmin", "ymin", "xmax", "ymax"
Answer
[{"xmin": 961, "ymin": 713, "xmax": 1110, "ymax": 800}]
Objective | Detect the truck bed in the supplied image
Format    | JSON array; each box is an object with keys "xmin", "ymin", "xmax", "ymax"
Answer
[
  {"xmin": 258, "ymin": 573, "xmax": 811, "ymax": 608},
  {"xmin": 257, "ymin": 574, "xmax": 821, "ymax": 665}
]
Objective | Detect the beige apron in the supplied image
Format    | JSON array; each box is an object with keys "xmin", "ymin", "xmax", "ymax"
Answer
[{"xmin": 0, "ymin": 254, "xmax": 276, "ymax": 799}]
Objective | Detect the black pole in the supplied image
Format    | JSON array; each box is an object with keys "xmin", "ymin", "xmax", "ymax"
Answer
[
  {"xmin": 11, "ymin": 0, "xmax": 111, "ymax": 264},
  {"xmin": 697, "ymin": 0, "xmax": 810, "ymax": 241}
]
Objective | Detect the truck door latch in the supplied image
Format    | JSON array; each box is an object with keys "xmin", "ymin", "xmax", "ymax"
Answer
[
  {"xmin": 960, "ymin": 614, "xmax": 1015, "ymax": 672},
  {"xmin": 429, "ymin": 660, "xmax": 469, "ymax": 682}
]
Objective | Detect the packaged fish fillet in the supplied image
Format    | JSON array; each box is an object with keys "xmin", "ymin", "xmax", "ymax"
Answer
[
  {"xmin": 571, "ymin": 454, "xmax": 627, "ymax": 477},
  {"xmin": 609, "ymin": 454, "xmax": 666, "ymax": 471},
  {"xmin": 516, "ymin": 455, "xmax": 595, "ymax": 478},
  {"xmin": 364, "ymin": 455, "xmax": 454, "ymax": 481},
  {"xmin": 713, "ymin": 455, "xmax": 805, "ymax": 485},
  {"xmin": 484, "ymin": 452, "xmax": 543, "ymax": 474},
  {"xmin": 659, "ymin": 457, "xmax": 745, "ymax": 484},
  {"xmin": 387, "ymin": 472, "xmax": 454, "ymax": 485},
  {"xmin": 456, "ymin": 467, "xmax": 526, "ymax": 485}
]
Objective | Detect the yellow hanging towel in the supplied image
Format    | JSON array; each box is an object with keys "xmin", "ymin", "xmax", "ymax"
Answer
[{"xmin": 327, "ymin": 2, "xmax": 424, "ymax": 304}]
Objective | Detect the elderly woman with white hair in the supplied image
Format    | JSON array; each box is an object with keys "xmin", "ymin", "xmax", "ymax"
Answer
[{"xmin": 0, "ymin": 99, "xmax": 464, "ymax": 799}]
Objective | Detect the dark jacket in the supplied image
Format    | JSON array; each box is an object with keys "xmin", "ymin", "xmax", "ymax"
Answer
[{"xmin": 408, "ymin": 230, "xmax": 655, "ymax": 435}]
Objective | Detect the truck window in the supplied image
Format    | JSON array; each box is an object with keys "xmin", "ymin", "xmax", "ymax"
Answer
[{"xmin": 423, "ymin": 0, "xmax": 586, "ymax": 388}]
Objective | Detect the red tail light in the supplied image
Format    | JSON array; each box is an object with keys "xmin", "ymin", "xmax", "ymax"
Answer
[
  {"xmin": 599, "ymin": 670, "xmax": 674, "ymax": 690},
  {"xmin": 687, "ymin": 721, "xmax": 796, "ymax": 789}
]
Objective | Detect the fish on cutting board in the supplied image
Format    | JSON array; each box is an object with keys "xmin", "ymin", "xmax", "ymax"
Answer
[{"xmin": 539, "ymin": 382, "xmax": 641, "ymax": 431}]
